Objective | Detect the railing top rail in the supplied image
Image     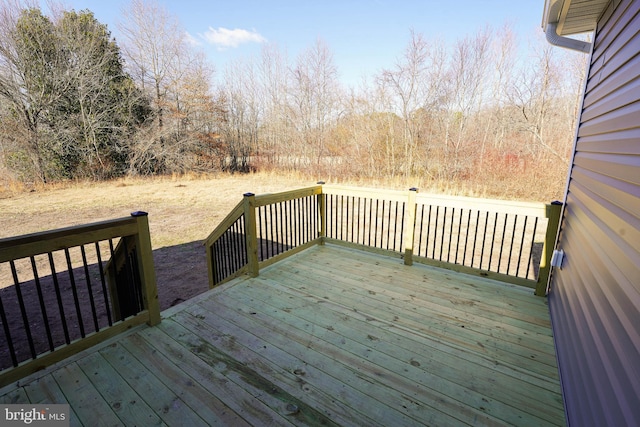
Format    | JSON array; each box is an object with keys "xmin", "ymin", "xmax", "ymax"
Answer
[
  {"xmin": 415, "ymin": 193, "xmax": 547, "ymax": 217},
  {"xmin": 322, "ymin": 185, "xmax": 546, "ymax": 216},
  {"xmin": 322, "ymin": 184, "xmax": 411, "ymax": 203},
  {"xmin": 204, "ymin": 185, "xmax": 322, "ymax": 250},
  {"xmin": 0, "ymin": 217, "xmax": 138, "ymax": 263},
  {"xmin": 204, "ymin": 200, "xmax": 245, "ymax": 247},
  {"xmin": 254, "ymin": 185, "xmax": 323, "ymax": 207}
]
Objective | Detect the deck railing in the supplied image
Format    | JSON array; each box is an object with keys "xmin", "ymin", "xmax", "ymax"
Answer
[
  {"xmin": 0, "ymin": 212, "xmax": 160, "ymax": 387},
  {"xmin": 412, "ymin": 194, "xmax": 560, "ymax": 286},
  {"xmin": 205, "ymin": 200, "xmax": 248, "ymax": 285},
  {"xmin": 204, "ymin": 186, "xmax": 323, "ymax": 286},
  {"xmin": 205, "ymin": 184, "xmax": 562, "ymax": 295}
]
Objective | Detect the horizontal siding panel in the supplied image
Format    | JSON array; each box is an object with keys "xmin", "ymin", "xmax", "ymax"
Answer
[
  {"xmin": 561, "ymin": 194, "xmax": 640, "ymax": 348},
  {"xmin": 577, "ymin": 128, "xmax": 640, "ymax": 154},
  {"xmin": 593, "ymin": 0, "xmax": 618, "ymax": 38},
  {"xmin": 586, "ymin": 0, "xmax": 640, "ymax": 96},
  {"xmin": 596, "ymin": 0, "xmax": 629, "ymax": 33},
  {"xmin": 585, "ymin": 56, "xmax": 640, "ymax": 109},
  {"xmin": 570, "ymin": 166, "xmax": 640, "ymax": 215},
  {"xmin": 592, "ymin": 0, "xmax": 638, "ymax": 66},
  {"xmin": 552, "ymin": 263, "xmax": 629, "ymax": 427},
  {"xmin": 589, "ymin": 6, "xmax": 640, "ymax": 79},
  {"xmin": 577, "ymin": 100, "xmax": 640, "ymax": 137},
  {"xmin": 581, "ymin": 75, "xmax": 640, "ymax": 121},
  {"xmin": 552, "ymin": 1, "xmax": 640, "ymax": 425},
  {"xmin": 549, "ymin": 281, "xmax": 595, "ymax": 427},
  {"xmin": 567, "ymin": 179, "xmax": 640, "ymax": 254},
  {"xmin": 572, "ymin": 151, "xmax": 640, "ymax": 185},
  {"xmin": 554, "ymin": 216, "xmax": 640, "ymax": 426},
  {"xmin": 553, "ymin": 184, "xmax": 640, "ymax": 427}
]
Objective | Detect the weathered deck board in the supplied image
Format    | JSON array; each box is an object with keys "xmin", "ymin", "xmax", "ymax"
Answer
[
  {"xmin": 217, "ymin": 278, "xmax": 562, "ymax": 425},
  {"xmin": 75, "ymin": 351, "xmax": 163, "ymax": 426},
  {"xmin": 227, "ymin": 278, "xmax": 562, "ymax": 411},
  {"xmin": 156, "ymin": 317, "xmax": 340, "ymax": 426},
  {"xmin": 51, "ymin": 362, "xmax": 123, "ymax": 426},
  {"xmin": 23, "ymin": 375, "xmax": 83, "ymax": 427},
  {"xmin": 0, "ymin": 244, "xmax": 565, "ymax": 426},
  {"xmin": 98, "ymin": 341, "xmax": 214, "ymax": 427},
  {"xmin": 182, "ymin": 299, "xmax": 438, "ymax": 426},
  {"xmin": 126, "ymin": 329, "xmax": 268, "ymax": 425},
  {"xmin": 197, "ymin": 287, "xmax": 503, "ymax": 426},
  {"xmin": 275, "ymin": 249, "xmax": 558, "ymax": 369}
]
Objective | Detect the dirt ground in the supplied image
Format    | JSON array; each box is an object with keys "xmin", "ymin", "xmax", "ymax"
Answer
[{"xmin": 0, "ymin": 173, "xmax": 312, "ymax": 368}]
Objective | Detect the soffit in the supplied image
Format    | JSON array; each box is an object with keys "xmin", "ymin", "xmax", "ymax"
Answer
[{"xmin": 543, "ymin": 0, "xmax": 611, "ymax": 35}]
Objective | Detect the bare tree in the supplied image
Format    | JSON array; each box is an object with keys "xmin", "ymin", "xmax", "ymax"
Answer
[
  {"xmin": 258, "ymin": 43, "xmax": 291, "ymax": 167},
  {"xmin": 290, "ymin": 38, "xmax": 341, "ymax": 171},
  {"xmin": 220, "ymin": 56, "xmax": 261, "ymax": 172},
  {"xmin": 508, "ymin": 34, "xmax": 565, "ymax": 161},
  {"xmin": 337, "ymin": 84, "xmax": 396, "ymax": 178},
  {"xmin": 119, "ymin": 0, "xmax": 183, "ymax": 129},
  {"xmin": 118, "ymin": 0, "xmax": 216, "ymax": 174},
  {"xmin": 377, "ymin": 30, "xmax": 447, "ymax": 178},
  {"xmin": 487, "ymin": 23, "xmax": 517, "ymax": 151},
  {"xmin": 442, "ymin": 26, "xmax": 492, "ymax": 177}
]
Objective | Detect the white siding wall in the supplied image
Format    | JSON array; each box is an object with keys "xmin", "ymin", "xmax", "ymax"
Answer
[{"xmin": 549, "ymin": 0, "xmax": 640, "ymax": 426}]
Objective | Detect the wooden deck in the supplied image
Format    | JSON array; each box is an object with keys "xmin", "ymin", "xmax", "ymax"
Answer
[{"xmin": 0, "ymin": 244, "xmax": 565, "ymax": 426}]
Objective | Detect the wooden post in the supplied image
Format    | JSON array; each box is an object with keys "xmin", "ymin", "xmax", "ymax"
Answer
[
  {"xmin": 404, "ymin": 188, "xmax": 418, "ymax": 266},
  {"xmin": 536, "ymin": 201, "xmax": 563, "ymax": 296},
  {"xmin": 317, "ymin": 182, "xmax": 326, "ymax": 244},
  {"xmin": 131, "ymin": 211, "xmax": 161, "ymax": 326},
  {"xmin": 206, "ymin": 243, "xmax": 216, "ymax": 289},
  {"xmin": 243, "ymin": 193, "xmax": 259, "ymax": 277}
]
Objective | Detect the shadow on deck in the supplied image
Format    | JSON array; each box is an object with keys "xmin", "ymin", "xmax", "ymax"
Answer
[{"xmin": 0, "ymin": 244, "xmax": 564, "ymax": 426}]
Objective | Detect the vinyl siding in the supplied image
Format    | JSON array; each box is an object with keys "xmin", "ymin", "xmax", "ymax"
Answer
[{"xmin": 549, "ymin": 0, "xmax": 640, "ymax": 426}]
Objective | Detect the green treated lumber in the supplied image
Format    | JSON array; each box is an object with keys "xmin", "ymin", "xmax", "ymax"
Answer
[
  {"xmin": 203, "ymin": 200, "xmax": 244, "ymax": 246},
  {"xmin": 536, "ymin": 202, "xmax": 563, "ymax": 296},
  {"xmin": 0, "ymin": 314, "xmax": 149, "ymax": 389},
  {"xmin": 0, "ymin": 218, "xmax": 138, "ymax": 263},
  {"xmin": 404, "ymin": 188, "xmax": 418, "ymax": 266},
  {"xmin": 132, "ymin": 212, "xmax": 161, "ymax": 325},
  {"xmin": 317, "ymin": 182, "xmax": 326, "ymax": 243},
  {"xmin": 254, "ymin": 185, "xmax": 322, "ymax": 207},
  {"xmin": 243, "ymin": 193, "xmax": 259, "ymax": 277}
]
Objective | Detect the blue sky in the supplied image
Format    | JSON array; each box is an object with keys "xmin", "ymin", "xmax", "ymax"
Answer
[{"xmin": 59, "ymin": 0, "xmax": 547, "ymax": 86}]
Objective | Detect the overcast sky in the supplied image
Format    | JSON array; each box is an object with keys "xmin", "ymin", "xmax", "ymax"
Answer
[{"xmin": 59, "ymin": 0, "xmax": 547, "ymax": 86}]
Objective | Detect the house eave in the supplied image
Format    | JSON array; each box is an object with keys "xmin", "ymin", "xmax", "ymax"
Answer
[{"xmin": 542, "ymin": 0, "xmax": 611, "ymax": 36}]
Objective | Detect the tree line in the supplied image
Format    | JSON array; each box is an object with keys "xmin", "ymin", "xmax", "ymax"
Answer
[{"xmin": 0, "ymin": 0, "xmax": 586, "ymax": 198}]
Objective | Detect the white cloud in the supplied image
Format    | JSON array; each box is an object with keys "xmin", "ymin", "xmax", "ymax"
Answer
[
  {"xmin": 184, "ymin": 31, "xmax": 202, "ymax": 47},
  {"xmin": 201, "ymin": 27, "xmax": 266, "ymax": 49}
]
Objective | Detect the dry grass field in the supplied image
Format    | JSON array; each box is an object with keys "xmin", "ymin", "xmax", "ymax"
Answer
[
  {"xmin": 0, "ymin": 173, "xmax": 314, "ymax": 309},
  {"xmin": 0, "ymin": 173, "xmax": 309, "ymax": 243}
]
